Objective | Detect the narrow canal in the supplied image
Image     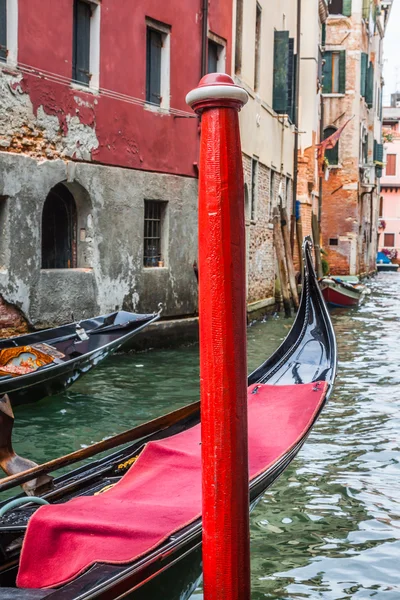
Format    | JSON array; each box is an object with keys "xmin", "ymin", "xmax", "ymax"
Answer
[{"xmin": 8, "ymin": 271, "xmax": 400, "ymax": 599}]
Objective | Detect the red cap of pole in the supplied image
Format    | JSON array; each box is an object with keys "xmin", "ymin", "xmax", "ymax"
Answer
[{"xmin": 186, "ymin": 74, "xmax": 250, "ymax": 600}]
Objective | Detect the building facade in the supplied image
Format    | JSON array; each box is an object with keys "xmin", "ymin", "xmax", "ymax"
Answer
[
  {"xmin": 0, "ymin": 0, "xmax": 232, "ymax": 330},
  {"xmin": 379, "ymin": 106, "xmax": 400, "ymax": 260},
  {"xmin": 233, "ymin": 0, "xmax": 298, "ymax": 307},
  {"xmin": 320, "ymin": 0, "xmax": 392, "ymax": 275}
]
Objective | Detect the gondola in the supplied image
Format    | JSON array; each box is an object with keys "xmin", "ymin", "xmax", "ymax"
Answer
[
  {"xmin": 0, "ymin": 310, "xmax": 160, "ymax": 406},
  {"xmin": 0, "ymin": 238, "xmax": 337, "ymax": 600}
]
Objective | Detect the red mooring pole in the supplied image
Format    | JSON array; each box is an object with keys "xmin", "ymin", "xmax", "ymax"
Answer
[{"xmin": 186, "ymin": 74, "xmax": 250, "ymax": 600}]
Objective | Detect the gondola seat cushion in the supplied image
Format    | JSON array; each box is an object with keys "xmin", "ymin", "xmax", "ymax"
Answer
[{"xmin": 17, "ymin": 381, "xmax": 328, "ymax": 589}]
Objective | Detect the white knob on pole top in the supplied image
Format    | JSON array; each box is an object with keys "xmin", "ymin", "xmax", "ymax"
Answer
[{"xmin": 186, "ymin": 73, "xmax": 248, "ymax": 114}]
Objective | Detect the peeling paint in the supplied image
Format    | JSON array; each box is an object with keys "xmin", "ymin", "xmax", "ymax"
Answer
[{"xmin": 0, "ymin": 70, "xmax": 99, "ymax": 161}]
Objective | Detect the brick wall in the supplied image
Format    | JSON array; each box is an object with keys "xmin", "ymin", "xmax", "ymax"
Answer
[
  {"xmin": 243, "ymin": 153, "xmax": 291, "ymax": 303},
  {"xmin": 0, "ymin": 295, "xmax": 29, "ymax": 338}
]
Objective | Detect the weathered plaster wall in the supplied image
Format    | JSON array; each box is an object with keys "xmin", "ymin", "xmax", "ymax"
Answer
[
  {"xmin": 243, "ymin": 153, "xmax": 291, "ymax": 303},
  {"xmin": 0, "ymin": 152, "xmax": 198, "ymax": 327},
  {"xmin": 1, "ymin": 0, "xmax": 232, "ymax": 175}
]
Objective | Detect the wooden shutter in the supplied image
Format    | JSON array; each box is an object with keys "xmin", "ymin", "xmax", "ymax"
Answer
[
  {"xmin": 384, "ymin": 233, "xmax": 395, "ymax": 247},
  {"xmin": 374, "ymin": 142, "xmax": 383, "ymax": 163},
  {"xmin": 360, "ymin": 52, "xmax": 368, "ymax": 97},
  {"xmin": 342, "ymin": 0, "xmax": 352, "ymax": 16},
  {"xmin": 0, "ymin": 0, "xmax": 7, "ymax": 61},
  {"xmin": 386, "ymin": 154, "xmax": 396, "ymax": 176},
  {"xmin": 73, "ymin": 0, "xmax": 91, "ymax": 85},
  {"xmin": 287, "ymin": 38, "xmax": 295, "ymax": 121},
  {"xmin": 322, "ymin": 51, "xmax": 332, "ymax": 94},
  {"xmin": 273, "ymin": 31, "xmax": 289, "ymax": 113},
  {"xmin": 362, "ymin": 0, "xmax": 370, "ymax": 19},
  {"xmin": 338, "ymin": 50, "xmax": 346, "ymax": 93},
  {"xmin": 321, "ymin": 23, "xmax": 326, "ymax": 47},
  {"xmin": 366, "ymin": 62, "xmax": 374, "ymax": 108},
  {"xmin": 146, "ymin": 28, "xmax": 162, "ymax": 106}
]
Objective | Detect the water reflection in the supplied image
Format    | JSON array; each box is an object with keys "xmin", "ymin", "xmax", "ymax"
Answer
[{"xmin": 7, "ymin": 272, "xmax": 400, "ymax": 598}]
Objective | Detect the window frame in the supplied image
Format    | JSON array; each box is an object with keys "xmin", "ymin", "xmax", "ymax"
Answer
[
  {"xmin": 323, "ymin": 126, "xmax": 339, "ymax": 166},
  {"xmin": 250, "ymin": 157, "xmax": 259, "ymax": 221},
  {"xmin": 385, "ymin": 154, "xmax": 396, "ymax": 176},
  {"xmin": 143, "ymin": 200, "xmax": 168, "ymax": 268},
  {"xmin": 145, "ymin": 18, "xmax": 171, "ymax": 111},
  {"xmin": 322, "ymin": 49, "xmax": 346, "ymax": 95},
  {"xmin": 72, "ymin": 0, "xmax": 100, "ymax": 90},
  {"xmin": 254, "ymin": 3, "xmax": 262, "ymax": 92},
  {"xmin": 207, "ymin": 34, "xmax": 226, "ymax": 74},
  {"xmin": 0, "ymin": 0, "xmax": 18, "ymax": 66},
  {"xmin": 383, "ymin": 233, "xmax": 395, "ymax": 248}
]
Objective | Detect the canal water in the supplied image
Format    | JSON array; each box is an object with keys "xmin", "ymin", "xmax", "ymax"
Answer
[{"xmin": 8, "ymin": 271, "xmax": 400, "ymax": 599}]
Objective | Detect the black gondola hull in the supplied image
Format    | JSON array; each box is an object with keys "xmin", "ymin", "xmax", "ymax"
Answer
[
  {"xmin": 0, "ymin": 239, "xmax": 337, "ymax": 599},
  {"xmin": 0, "ymin": 312, "xmax": 158, "ymax": 406}
]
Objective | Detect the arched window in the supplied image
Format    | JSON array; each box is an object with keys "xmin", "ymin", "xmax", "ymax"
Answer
[
  {"xmin": 323, "ymin": 126, "xmax": 339, "ymax": 165},
  {"xmin": 42, "ymin": 183, "xmax": 77, "ymax": 269}
]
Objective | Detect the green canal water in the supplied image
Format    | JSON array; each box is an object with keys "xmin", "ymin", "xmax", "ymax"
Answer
[{"xmin": 7, "ymin": 272, "xmax": 400, "ymax": 599}]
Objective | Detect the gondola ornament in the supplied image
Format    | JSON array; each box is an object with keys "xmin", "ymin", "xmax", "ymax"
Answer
[{"xmin": 186, "ymin": 74, "xmax": 250, "ymax": 600}]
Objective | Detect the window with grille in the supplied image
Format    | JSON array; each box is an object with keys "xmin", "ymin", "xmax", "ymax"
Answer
[
  {"xmin": 0, "ymin": 0, "xmax": 7, "ymax": 62},
  {"xmin": 384, "ymin": 233, "xmax": 395, "ymax": 247},
  {"xmin": 73, "ymin": 0, "xmax": 91, "ymax": 85},
  {"xmin": 143, "ymin": 200, "xmax": 166, "ymax": 267},
  {"xmin": 386, "ymin": 154, "xmax": 396, "ymax": 176}
]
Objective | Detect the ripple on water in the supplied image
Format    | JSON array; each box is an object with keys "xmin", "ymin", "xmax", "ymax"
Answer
[{"xmin": 7, "ymin": 273, "xmax": 400, "ymax": 599}]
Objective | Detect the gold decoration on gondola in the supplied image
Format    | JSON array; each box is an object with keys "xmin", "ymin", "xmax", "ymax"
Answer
[
  {"xmin": 0, "ymin": 347, "xmax": 55, "ymax": 377},
  {"xmin": 117, "ymin": 456, "xmax": 139, "ymax": 471}
]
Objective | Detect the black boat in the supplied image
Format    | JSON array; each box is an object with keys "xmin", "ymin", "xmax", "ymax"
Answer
[
  {"xmin": 0, "ymin": 238, "xmax": 337, "ymax": 600},
  {"xmin": 0, "ymin": 310, "xmax": 160, "ymax": 406}
]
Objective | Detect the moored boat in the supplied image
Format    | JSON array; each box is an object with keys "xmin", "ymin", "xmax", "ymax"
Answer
[
  {"xmin": 0, "ymin": 310, "xmax": 160, "ymax": 406},
  {"xmin": 0, "ymin": 238, "xmax": 337, "ymax": 600},
  {"xmin": 320, "ymin": 276, "xmax": 366, "ymax": 307},
  {"xmin": 376, "ymin": 252, "xmax": 399, "ymax": 272}
]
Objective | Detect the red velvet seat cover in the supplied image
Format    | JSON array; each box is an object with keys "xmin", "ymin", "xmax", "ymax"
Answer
[{"xmin": 17, "ymin": 381, "xmax": 327, "ymax": 589}]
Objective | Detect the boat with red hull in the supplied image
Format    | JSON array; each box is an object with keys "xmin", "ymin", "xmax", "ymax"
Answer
[{"xmin": 320, "ymin": 276, "xmax": 365, "ymax": 308}]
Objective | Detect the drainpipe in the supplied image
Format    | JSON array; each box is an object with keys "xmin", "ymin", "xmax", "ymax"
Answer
[
  {"xmin": 291, "ymin": 0, "xmax": 302, "ymax": 253},
  {"xmin": 318, "ymin": 89, "xmax": 324, "ymax": 224},
  {"xmin": 201, "ymin": 0, "xmax": 209, "ymax": 77}
]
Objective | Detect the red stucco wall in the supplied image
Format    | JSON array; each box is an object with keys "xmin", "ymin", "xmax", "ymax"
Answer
[{"xmin": 16, "ymin": 0, "xmax": 232, "ymax": 176}]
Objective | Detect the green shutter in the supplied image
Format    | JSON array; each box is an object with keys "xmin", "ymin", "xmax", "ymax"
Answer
[
  {"xmin": 343, "ymin": 0, "xmax": 352, "ymax": 17},
  {"xmin": 287, "ymin": 38, "xmax": 296, "ymax": 121},
  {"xmin": 360, "ymin": 52, "xmax": 368, "ymax": 97},
  {"xmin": 374, "ymin": 141, "xmax": 383, "ymax": 162},
  {"xmin": 366, "ymin": 62, "xmax": 374, "ymax": 108},
  {"xmin": 322, "ymin": 51, "xmax": 332, "ymax": 94},
  {"xmin": 273, "ymin": 31, "xmax": 290, "ymax": 113},
  {"xmin": 321, "ymin": 23, "xmax": 326, "ymax": 47},
  {"xmin": 362, "ymin": 0, "xmax": 370, "ymax": 19},
  {"xmin": 338, "ymin": 50, "xmax": 346, "ymax": 94}
]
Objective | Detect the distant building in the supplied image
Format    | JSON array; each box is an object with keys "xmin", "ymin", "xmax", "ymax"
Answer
[
  {"xmin": 0, "ymin": 0, "xmax": 232, "ymax": 330},
  {"xmin": 379, "ymin": 107, "xmax": 400, "ymax": 261},
  {"xmin": 390, "ymin": 92, "xmax": 400, "ymax": 108},
  {"xmin": 320, "ymin": 0, "xmax": 393, "ymax": 275},
  {"xmin": 233, "ymin": 0, "xmax": 298, "ymax": 308}
]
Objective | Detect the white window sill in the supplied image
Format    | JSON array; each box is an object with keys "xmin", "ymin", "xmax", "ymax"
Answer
[
  {"xmin": 40, "ymin": 268, "xmax": 93, "ymax": 273},
  {"xmin": 142, "ymin": 266, "xmax": 169, "ymax": 271},
  {"xmin": 327, "ymin": 164, "xmax": 342, "ymax": 169},
  {"xmin": 71, "ymin": 82, "xmax": 99, "ymax": 95},
  {"xmin": 323, "ymin": 93, "xmax": 345, "ymax": 98},
  {"xmin": 144, "ymin": 103, "xmax": 170, "ymax": 115}
]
